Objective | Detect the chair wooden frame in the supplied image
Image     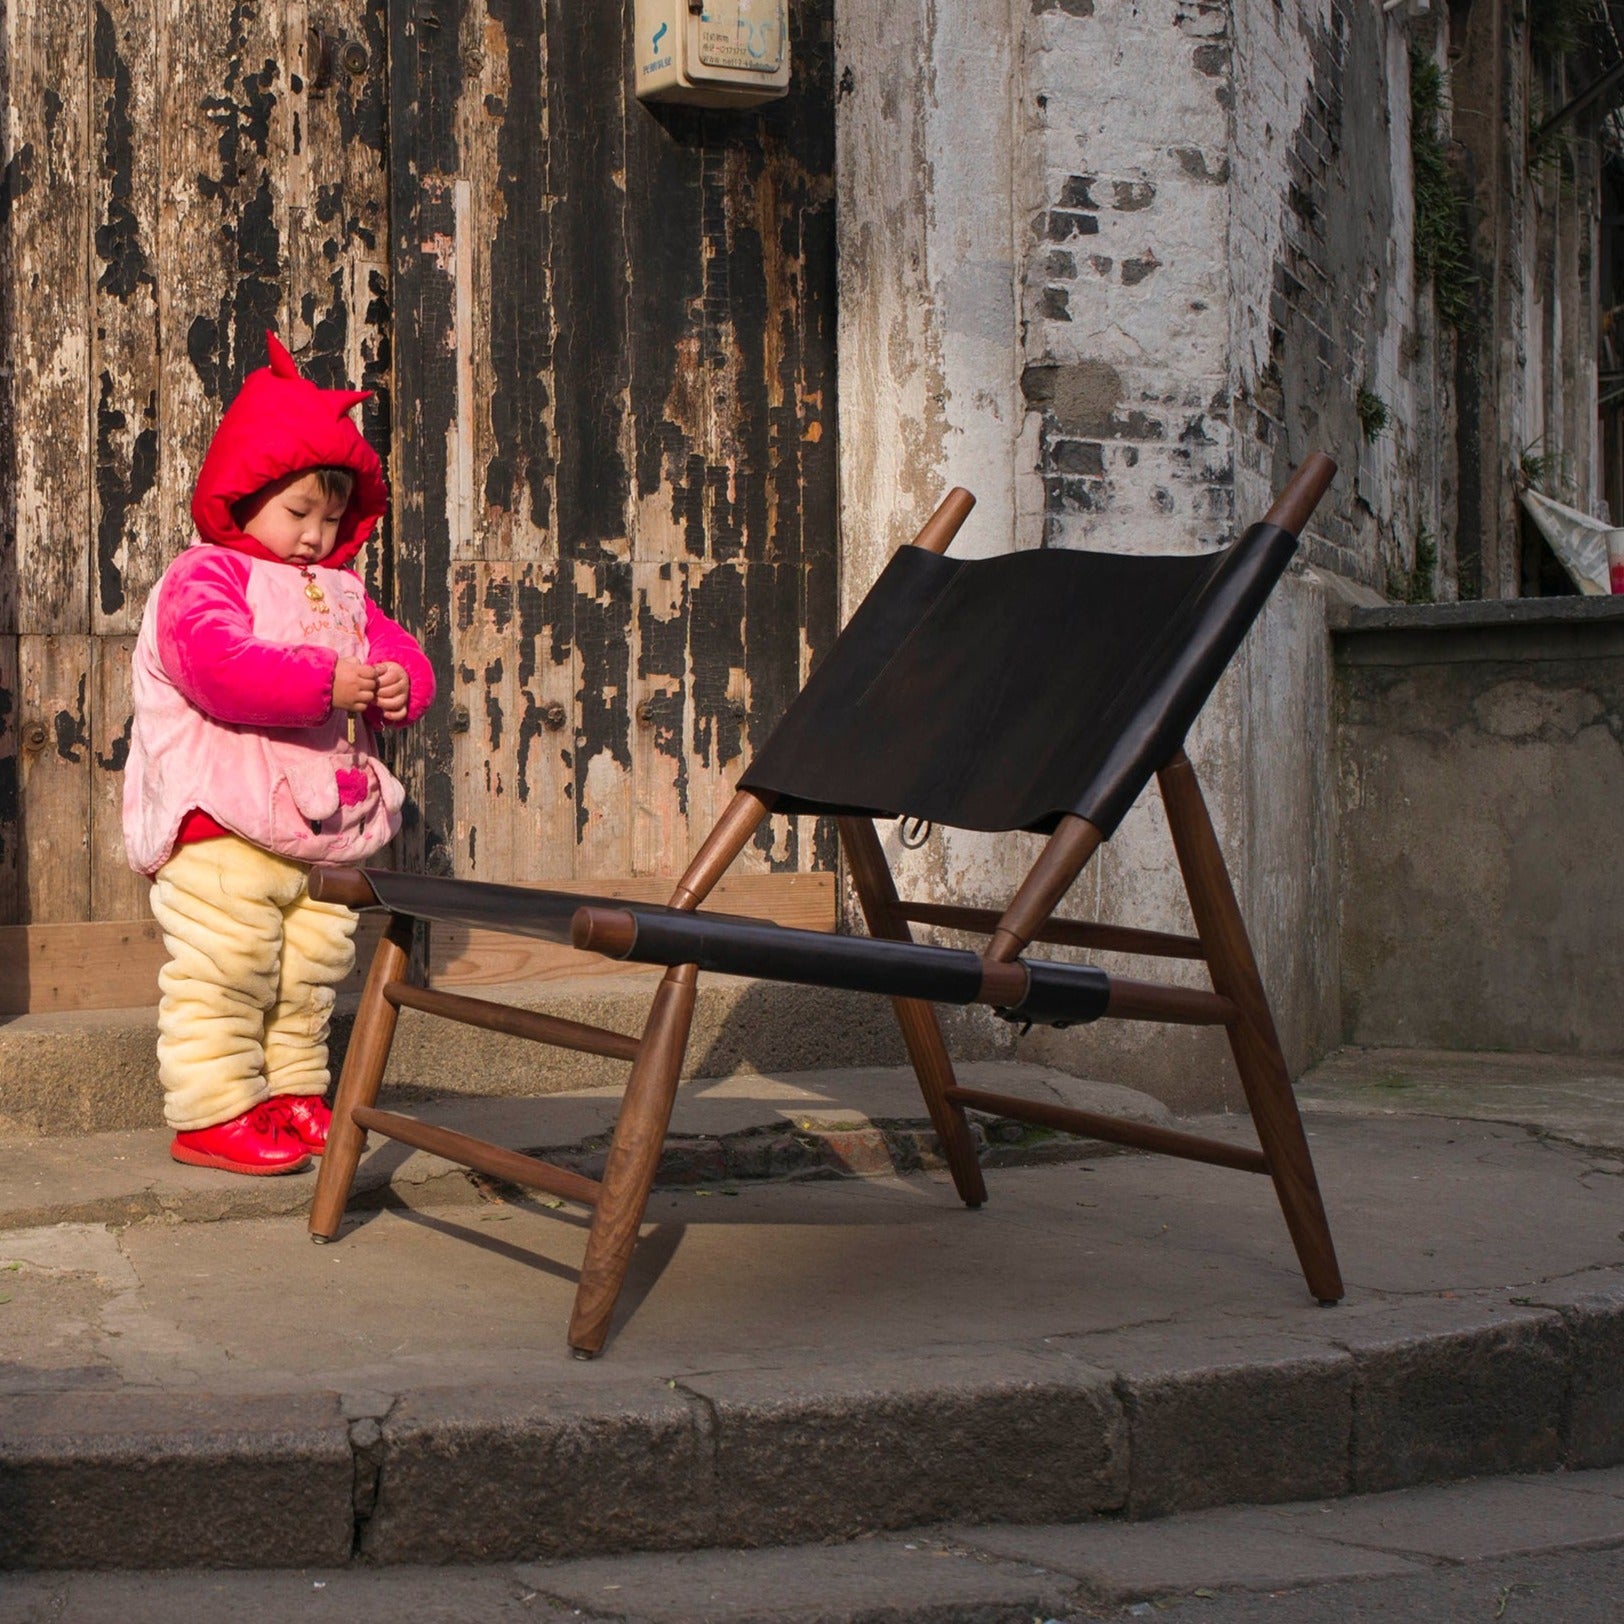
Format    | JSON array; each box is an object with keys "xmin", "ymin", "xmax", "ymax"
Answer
[{"xmin": 307, "ymin": 456, "xmax": 1344, "ymax": 1358}]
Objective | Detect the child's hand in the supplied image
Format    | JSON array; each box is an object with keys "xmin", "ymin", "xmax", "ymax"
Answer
[
  {"xmin": 374, "ymin": 661, "xmax": 410, "ymax": 722},
  {"xmin": 332, "ymin": 658, "xmax": 378, "ymax": 714}
]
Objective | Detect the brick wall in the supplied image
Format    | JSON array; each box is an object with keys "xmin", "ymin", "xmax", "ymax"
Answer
[
  {"xmin": 1021, "ymin": 0, "xmax": 1236, "ymax": 555},
  {"xmin": 835, "ymin": 0, "xmax": 1606, "ymax": 1098}
]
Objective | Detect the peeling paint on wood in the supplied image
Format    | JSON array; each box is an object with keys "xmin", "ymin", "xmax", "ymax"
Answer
[
  {"xmin": 11, "ymin": 4, "xmax": 92, "ymax": 635},
  {"xmin": 91, "ymin": 0, "xmax": 161, "ymax": 633},
  {"xmin": 394, "ymin": 0, "xmax": 835, "ymax": 884},
  {"xmin": 19, "ymin": 636, "xmax": 93, "ymax": 922},
  {"xmin": 2, "ymin": 0, "xmax": 835, "ymax": 925},
  {"xmin": 479, "ymin": 0, "xmax": 555, "ymax": 557},
  {"xmin": 90, "ymin": 634, "xmax": 146, "ymax": 919},
  {"xmin": 389, "ymin": 0, "xmax": 467, "ymax": 878},
  {"xmin": 0, "ymin": 640, "xmax": 18, "ymax": 920}
]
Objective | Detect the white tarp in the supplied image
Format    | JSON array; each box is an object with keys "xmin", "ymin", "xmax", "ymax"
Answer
[{"xmin": 1518, "ymin": 489, "xmax": 1621, "ymax": 596}]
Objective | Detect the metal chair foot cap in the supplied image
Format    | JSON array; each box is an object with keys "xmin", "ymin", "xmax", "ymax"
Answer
[
  {"xmin": 1317, "ymin": 1297, "xmax": 1342, "ymax": 1307},
  {"xmin": 570, "ymin": 1346, "xmax": 600, "ymax": 1361},
  {"xmin": 311, "ymin": 1233, "xmax": 331, "ymax": 1245}
]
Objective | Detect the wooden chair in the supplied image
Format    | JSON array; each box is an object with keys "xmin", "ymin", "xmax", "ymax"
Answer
[{"xmin": 307, "ymin": 454, "xmax": 1345, "ymax": 1357}]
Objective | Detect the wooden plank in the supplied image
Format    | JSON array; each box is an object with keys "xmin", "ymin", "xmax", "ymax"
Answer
[
  {"xmin": 744, "ymin": 558, "xmax": 803, "ymax": 869},
  {"xmin": 0, "ymin": 915, "xmax": 164, "ymax": 1014},
  {"xmin": 90, "ymin": 0, "xmax": 163, "ymax": 635},
  {"xmin": 156, "ymin": 0, "xmax": 288, "ymax": 563},
  {"xmin": 0, "ymin": 871, "xmax": 835, "ymax": 1014},
  {"xmin": 17, "ymin": 636, "xmax": 94, "ymax": 923},
  {"xmin": 632, "ymin": 561, "xmax": 688, "ymax": 876},
  {"xmin": 450, "ymin": 559, "xmax": 518, "ymax": 879},
  {"xmin": 334, "ymin": 0, "xmax": 393, "ymax": 608},
  {"xmin": 571, "ymin": 557, "xmax": 635, "ymax": 876},
  {"xmin": 461, "ymin": 0, "xmax": 558, "ymax": 564},
  {"xmin": 283, "ymin": 0, "xmax": 325, "ymax": 353},
  {"xmin": 685, "ymin": 559, "xmax": 751, "ymax": 869},
  {"xmin": 283, "ymin": 0, "xmax": 391, "ymax": 424},
  {"xmin": 8, "ymin": 0, "xmax": 92, "ymax": 635},
  {"xmin": 497, "ymin": 0, "xmax": 557, "ymax": 568},
  {"xmin": 387, "ymin": 0, "xmax": 462, "ymax": 878},
  {"xmin": 0, "ymin": 638, "xmax": 19, "ymax": 923},
  {"xmin": 510, "ymin": 561, "xmax": 577, "ymax": 882},
  {"xmin": 89, "ymin": 635, "xmax": 146, "ymax": 920},
  {"xmin": 546, "ymin": 0, "xmax": 631, "ymax": 880}
]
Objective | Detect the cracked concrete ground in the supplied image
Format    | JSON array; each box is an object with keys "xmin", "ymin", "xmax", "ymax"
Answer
[
  {"xmin": 2, "ymin": 1109, "xmax": 1619, "ymax": 1395},
  {"xmin": 0, "ymin": 1048, "xmax": 1621, "ymax": 1568},
  {"xmin": 2, "ymin": 1468, "xmax": 1622, "ymax": 1621}
]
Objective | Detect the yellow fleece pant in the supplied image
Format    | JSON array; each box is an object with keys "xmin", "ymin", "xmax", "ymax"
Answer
[{"xmin": 149, "ymin": 836, "xmax": 358, "ymax": 1132}]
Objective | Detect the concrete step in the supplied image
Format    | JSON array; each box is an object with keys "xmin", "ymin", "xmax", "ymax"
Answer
[
  {"xmin": 0, "ymin": 972, "xmax": 1015, "ymax": 1140},
  {"xmin": 1, "ymin": 1070, "xmax": 1621, "ymax": 1571},
  {"xmin": 0, "ymin": 1062, "xmax": 1165, "ymax": 1231},
  {"xmin": 6, "ymin": 1467, "xmax": 1621, "ymax": 1621}
]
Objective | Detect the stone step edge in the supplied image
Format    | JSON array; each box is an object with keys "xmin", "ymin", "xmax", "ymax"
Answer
[
  {"xmin": 0, "ymin": 974, "xmax": 1011, "ymax": 1141},
  {"xmin": 0, "ymin": 1109, "xmax": 1105, "ymax": 1234},
  {"xmin": 2, "ymin": 1286, "xmax": 1620, "ymax": 1570}
]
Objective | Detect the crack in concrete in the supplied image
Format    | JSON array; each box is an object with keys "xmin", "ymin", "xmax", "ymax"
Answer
[
  {"xmin": 94, "ymin": 1226, "xmax": 218, "ymax": 1391},
  {"xmin": 346, "ymin": 1397, "xmax": 399, "ymax": 1559},
  {"xmin": 1537, "ymin": 1259, "xmax": 1624, "ymax": 1282},
  {"xmin": 340, "ymin": 1390, "xmax": 402, "ymax": 1559},
  {"xmin": 669, "ymin": 1377, "xmax": 723, "ymax": 1544}
]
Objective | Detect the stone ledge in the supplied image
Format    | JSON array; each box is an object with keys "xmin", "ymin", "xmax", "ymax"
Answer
[
  {"xmin": 0, "ymin": 1390, "xmax": 354, "ymax": 1569},
  {"xmin": 1329, "ymin": 593, "xmax": 1624, "ymax": 664},
  {"xmin": 2, "ymin": 1285, "xmax": 1620, "ymax": 1570},
  {"xmin": 0, "ymin": 1063, "xmax": 1164, "ymax": 1232},
  {"xmin": 0, "ymin": 974, "xmax": 1018, "ymax": 1140}
]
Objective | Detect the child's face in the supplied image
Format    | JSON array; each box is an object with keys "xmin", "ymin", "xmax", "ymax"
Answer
[{"xmin": 238, "ymin": 472, "xmax": 348, "ymax": 565}]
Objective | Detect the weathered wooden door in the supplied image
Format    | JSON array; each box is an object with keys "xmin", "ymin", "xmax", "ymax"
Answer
[
  {"xmin": 0, "ymin": 0, "xmax": 391, "ymax": 935},
  {"xmin": 384, "ymin": 0, "xmax": 837, "ymax": 889},
  {"xmin": 0, "ymin": 0, "xmax": 836, "ymax": 992}
]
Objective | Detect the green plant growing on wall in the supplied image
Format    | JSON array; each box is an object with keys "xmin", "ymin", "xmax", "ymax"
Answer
[
  {"xmin": 1388, "ymin": 522, "xmax": 1439, "ymax": 605},
  {"xmin": 1410, "ymin": 46, "xmax": 1475, "ymax": 329},
  {"xmin": 1526, "ymin": 74, "xmax": 1588, "ymax": 186},
  {"xmin": 1519, "ymin": 443, "xmax": 1569, "ymax": 496},
  {"xmin": 1531, "ymin": 0, "xmax": 1598, "ymax": 65},
  {"xmin": 1357, "ymin": 387, "xmax": 1390, "ymax": 439}
]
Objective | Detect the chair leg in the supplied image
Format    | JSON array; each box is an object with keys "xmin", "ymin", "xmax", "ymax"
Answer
[
  {"xmin": 309, "ymin": 911, "xmax": 415, "ymax": 1241},
  {"xmin": 568, "ymin": 963, "xmax": 699, "ymax": 1357},
  {"xmin": 1158, "ymin": 753, "xmax": 1345, "ymax": 1304},
  {"xmin": 567, "ymin": 789, "xmax": 771, "ymax": 1354},
  {"xmin": 838, "ymin": 817, "xmax": 988, "ymax": 1208}
]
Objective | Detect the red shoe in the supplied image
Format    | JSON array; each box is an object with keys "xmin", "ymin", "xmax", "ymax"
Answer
[
  {"xmin": 171, "ymin": 1104, "xmax": 312, "ymax": 1176},
  {"xmin": 270, "ymin": 1094, "xmax": 332, "ymax": 1155}
]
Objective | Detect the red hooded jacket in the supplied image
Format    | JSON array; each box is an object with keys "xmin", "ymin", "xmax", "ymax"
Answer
[{"xmin": 122, "ymin": 334, "xmax": 435, "ymax": 871}]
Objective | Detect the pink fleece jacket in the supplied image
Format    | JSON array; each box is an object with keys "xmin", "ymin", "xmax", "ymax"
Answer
[{"xmin": 121, "ymin": 334, "xmax": 435, "ymax": 875}]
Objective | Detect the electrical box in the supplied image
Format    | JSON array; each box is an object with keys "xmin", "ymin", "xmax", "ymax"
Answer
[{"xmin": 634, "ymin": 0, "xmax": 790, "ymax": 110}]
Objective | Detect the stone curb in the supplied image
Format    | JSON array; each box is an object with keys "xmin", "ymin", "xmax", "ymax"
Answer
[{"xmin": 3, "ymin": 1284, "xmax": 1620, "ymax": 1570}]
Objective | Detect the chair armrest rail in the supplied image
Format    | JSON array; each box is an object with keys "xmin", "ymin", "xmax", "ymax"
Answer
[{"xmin": 572, "ymin": 904, "xmax": 1123, "ymax": 1029}]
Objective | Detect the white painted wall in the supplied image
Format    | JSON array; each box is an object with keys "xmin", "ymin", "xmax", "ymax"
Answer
[{"xmin": 832, "ymin": 0, "xmax": 1598, "ymax": 1101}]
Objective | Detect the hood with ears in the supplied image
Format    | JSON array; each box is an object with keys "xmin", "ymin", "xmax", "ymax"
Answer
[{"xmin": 190, "ymin": 332, "xmax": 389, "ymax": 570}]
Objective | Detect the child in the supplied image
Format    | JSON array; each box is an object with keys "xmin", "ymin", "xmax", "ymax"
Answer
[{"xmin": 122, "ymin": 333, "xmax": 435, "ymax": 1175}]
